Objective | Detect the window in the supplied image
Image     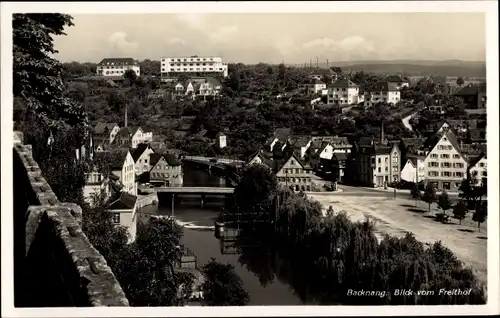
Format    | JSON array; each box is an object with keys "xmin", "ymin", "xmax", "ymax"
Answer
[
  {"xmin": 428, "ymin": 162, "xmax": 439, "ymax": 167},
  {"xmin": 443, "ymin": 182, "xmax": 450, "ymax": 190},
  {"xmin": 482, "ymin": 171, "xmax": 487, "ymax": 176},
  {"xmin": 428, "ymin": 171, "xmax": 439, "ymax": 177},
  {"xmin": 479, "ymin": 162, "xmax": 485, "ymax": 167},
  {"xmin": 441, "ymin": 162, "xmax": 451, "ymax": 168},
  {"xmin": 453, "ymin": 163, "xmax": 464, "ymax": 168},
  {"xmin": 453, "ymin": 154, "xmax": 460, "ymax": 159},
  {"xmin": 378, "ymin": 167, "xmax": 381, "ymax": 173},
  {"xmin": 431, "ymin": 154, "xmax": 438, "ymax": 158},
  {"xmin": 112, "ymin": 213, "xmax": 120, "ymax": 224},
  {"xmin": 442, "ymin": 171, "xmax": 451, "ymax": 177},
  {"xmin": 385, "ymin": 157, "xmax": 388, "ymax": 163},
  {"xmin": 454, "ymin": 172, "xmax": 463, "ymax": 178},
  {"xmin": 378, "ymin": 158, "xmax": 381, "ymax": 164},
  {"xmin": 440, "ymin": 154, "xmax": 449, "ymax": 159},
  {"xmin": 290, "ymin": 160, "xmax": 294, "ymax": 165},
  {"xmin": 385, "ymin": 167, "xmax": 388, "ymax": 172}
]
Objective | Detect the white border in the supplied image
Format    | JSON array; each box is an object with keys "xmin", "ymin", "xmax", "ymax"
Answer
[{"xmin": 1, "ymin": 1, "xmax": 498, "ymax": 317}]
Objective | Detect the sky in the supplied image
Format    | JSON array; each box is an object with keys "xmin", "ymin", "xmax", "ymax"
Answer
[{"xmin": 53, "ymin": 13, "xmax": 486, "ymax": 64}]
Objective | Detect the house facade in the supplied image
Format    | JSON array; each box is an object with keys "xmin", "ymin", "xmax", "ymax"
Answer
[
  {"xmin": 359, "ymin": 143, "xmax": 401, "ymax": 187},
  {"xmin": 400, "ymin": 156, "xmax": 426, "ymax": 183},
  {"xmin": 107, "ymin": 192, "xmax": 138, "ymax": 243},
  {"xmin": 93, "ymin": 122, "xmax": 120, "ymax": 146},
  {"xmin": 275, "ymin": 154, "xmax": 314, "ymax": 192},
  {"xmin": 109, "ymin": 150, "xmax": 137, "ymax": 196},
  {"xmin": 97, "ymin": 58, "xmax": 140, "ymax": 77},
  {"xmin": 423, "ymin": 131, "xmax": 467, "ymax": 191},
  {"xmin": 299, "ymin": 79, "xmax": 327, "ymax": 95},
  {"xmin": 468, "ymin": 153, "xmax": 487, "ymax": 187},
  {"xmin": 115, "ymin": 127, "xmax": 153, "ymax": 148},
  {"xmin": 161, "ymin": 55, "xmax": 229, "ymax": 79},
  {"xmin": 149, "ymin": 154, "xmax": 183, "ymax": 187},
  {"xmin": 385, "ymin": 75, "xmax": 409, "ymax": 90},
  {"xmin": 327, "ymin": 79, "xmax": 360, "ymax": 105},
  {"xmin": 132, "ymin": 143, "xmax": 155, "ymax": 175},
  {"xmin": 364, "ymin": 82, "xmax": 401, "ymax": 108}
]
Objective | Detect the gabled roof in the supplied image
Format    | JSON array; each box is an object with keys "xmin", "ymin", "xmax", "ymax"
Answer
[
  {"xmin": 385, "ymin": 75, "xmax": 408, "ymax": 83},
  {"xmin": 468, "ymin": 152, "xmax": 487, "ymax": 169},
  {"xmin": 454, "ymin": 83, "xmax": 484, "ymax": 96},
  {"xmin": 275, "ymin": 153, "xmax": 311, "ymax": 173},
  {"xmin": 293, "ymin": 136, "xmax": 311, "ymax": 148},
  {"xmin": 369, "ymin": 81, "xmax": 400, "ymax": 92},
  {"xmin": 98, "ymin": 58, "xmax": 137, "ymax": 66},
  {"xmin": 460, "ymin": 143, "xmax": 487, "ymax": 156},
  {"xmin": 374, "ymin": 145, "xmax": 393, "ymax": 155},
  {"xmin": 333, "ymin": 152, "xmax": 348, "ymax": 161},
  {"xmin": 247, "ymin": 149, "xmax": 274, "ymax": 169},
  {"xmin": 107, "ymin": 191, "xmax": 137, "ymax": 210},
  {"xmin": 426, "ymin": 131, "xmax": 466, "ymax": 160},
  {"xmin": 330, "ymin": 79, "xmax": 358, "ymax": 88},
  {"xmin": 150, "ymin": 153, "xmax": 182, "ymax": 167},
  {"xmin": 131, "ymin": 143, "xmax": 154, "ymax": 162},
  {"xmin": 118, "ymin": 126, "xmax": 141, "ymax": 138},
  {"xmin": 96, "ymin": 149, "xmax": 130, "ymax": 170},
  {"xmin": 94, "ymin": 122, "xmax": 118, "ymax": 134}
]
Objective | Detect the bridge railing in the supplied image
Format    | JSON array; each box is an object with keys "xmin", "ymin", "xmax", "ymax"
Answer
[{"xmin": 13, "ymin": 132, "xmax": 129, "ymax": 307}]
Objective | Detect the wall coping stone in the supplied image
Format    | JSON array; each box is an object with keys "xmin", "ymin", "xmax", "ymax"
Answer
[{"xmin": 14, "ymin": 132, "xmax": 129, "ymax": 307}]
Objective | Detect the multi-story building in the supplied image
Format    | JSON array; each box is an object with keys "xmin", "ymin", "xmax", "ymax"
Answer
[
  {"xmin": 308, "ymin": 68, "xmax": 337, "ymax": 82},
  {"xmin": 107, "ymin": 192, "xmax": 138, "ymax": 243},
  {"xmin": 385, "ymin": 75, "xmax": 409, "ymax": 90},
  {"xmin": 115, "ymin": 126, "xmax": 153, "ymax": 148},
  {"xmin": 327, "ymin": 79, "xmax": 360, "ymax": 105},
  {"xmin": 364, "ymin": 82, "xmax": 401, "ymax": 108},
  {"xmin": 275, "ymin": 153, "xmax": 314, "ymax": 192},
  {"xmin": 131, "ymin": 143, "xmax": 155, "ymax": 176},
  {"xmin": 400, "ymin": 155, "xmax": 426, "ymax": 183},
  {"xmin": 92, "ymin": 122, "xmax": 120, "ymax": 146},
  {"xmin": 423, "ymin": 131, "xmax": 467, "ymax": 191},
  {"xmin": 299, "ymin": 79, "xmax": 327, "ymax": 95},
  {"xmin": 454, "ymin": 83, "xmax": 487, "ymax": 109},
  {"xmin": 467, "ymin": 152, "xmax": 487, "ymax": 187},
  {"xmin": 161, "ymin": 55, "xmax": 229, "ymax": 79},
  {"xmin": 97, "ymin": 58, "xmax": 140, "ymax": 77},
  {"xmin": 103, "ymin": 149, "xmax": 137, "ymax": 196},
  {"xmin": 358, "ymin": 142, "xmax": 401, "ymax": 187},
  {"xmin": 149, "ymin": 153, "xmax": 183, "ymax": 187}
]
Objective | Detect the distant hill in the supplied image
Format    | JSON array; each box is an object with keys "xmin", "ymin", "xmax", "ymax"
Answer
[{"xmin": 294, "ymin": 60, "xmax": 486, "ymax": 77}]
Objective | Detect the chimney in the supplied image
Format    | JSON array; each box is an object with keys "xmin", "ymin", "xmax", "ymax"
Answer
[
  {"xmin": 124, "ymin": 103, "xmax": 128, "ymax": 128},
  {"xmin": 380, "ymin": 120, "xmax": 385, "ymax": 145}
]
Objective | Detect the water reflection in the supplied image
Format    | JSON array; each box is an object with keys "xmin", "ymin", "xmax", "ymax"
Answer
[{"xmin": 224, "ymin": 230, "xmax": 346, "ymax": 305}]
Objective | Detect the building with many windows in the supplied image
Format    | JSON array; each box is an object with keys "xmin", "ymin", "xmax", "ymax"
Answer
[
  {"xmin": 364, "ymin": 81, "xmax": 401, "ymax": 108},
  {"xmin": 326, "ymin": 79, "xmax": 361, "ymax": 105},
  {"xmin": 161, "ymin": 55, "xmax": 229, "ymax": 79},
  {"xmin": 423, "ymin": 131, "xmax": 468, "ymax": 191},
  {"xmin": 97, "ymin": 58, "xmax": 140, "ymax": 77}
]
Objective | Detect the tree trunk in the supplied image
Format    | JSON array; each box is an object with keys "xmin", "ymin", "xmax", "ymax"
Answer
[
  {"xmin": 428, "ymin": 202, "xmax": 431, "ymax": 212},
  {"xmin": 477, "ymin": 222, "xmax": 480, "ymax": 232},
  {"xmin": 459, "ymin": 219, "xmax": 462, "ymax": 225}
]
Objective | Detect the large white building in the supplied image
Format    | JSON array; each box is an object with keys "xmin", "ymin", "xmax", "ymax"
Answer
[
  {"xmin": 364, "ymin": 81, "xmax": 401, "ymax": 108},
  {"xmin": 327, "ymin": 79, "xmax": 361, "ymax": 105},
  {"xmin": 161, "ymin": 55, "xmax": 229, "ymax": 79},
  {"xmin": 97, "ymin": 58, "xmax": 140, "ymax": 77}
]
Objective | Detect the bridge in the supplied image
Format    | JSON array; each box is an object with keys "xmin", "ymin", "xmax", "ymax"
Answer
[
  {"xmin": 140, "ymin": 186, "xmax": 234, "ymax": 194},
  {"xmin": 183, "ymin": 155, "xmax": 245, "ymax": 165}
]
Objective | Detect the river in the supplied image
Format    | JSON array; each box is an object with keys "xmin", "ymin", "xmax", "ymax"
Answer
[{"xmin": 139, "ymin": 165, "xmax": 318, "ymax": 305}]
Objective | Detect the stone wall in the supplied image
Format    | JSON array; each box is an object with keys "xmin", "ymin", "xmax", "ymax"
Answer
[{"xmin": 13, "ymin": 132, "xmax": 129, "ymax": 307}]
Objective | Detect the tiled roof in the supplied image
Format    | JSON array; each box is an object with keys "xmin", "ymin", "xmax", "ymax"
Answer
[
  {"xmin": 150, "ymin": 153, "xmax": 182, "ymax": 167},
  {"xmin": 131, "ymin": 143, "xmax": 153, "ymax": 162},
  {"xmin": 330, "ymin": 79, "xmax": 359, "ymax": 88},
  {"xmin": 454, "ymin": 83, "xmax": 485, "ymax": 96},
  {"xmin": 94, "ymin": 122, "xmax": 118, "ymax": 134},
  {"xmin": 98, "ymin": 58, "xmax": 137, "ymax": 66},
  {"xmin": 275, "ymin": 153, "xmax": 311, "ymax": 173},
  {"xmin": 118, "ymin": 126, "xmax": 140, "ymax": 138},
  {"xmin": 107, "ymin": 191, "xmax": 137, "ymax": 210},
  {"xmin": 293, "ymin": 136, "xmax": 311, "ymax": 148},
  {"xmin": 468, "ymin": 152, "xmax": 486, "ymax": 169},
  {"xmin": 369, "ymin": 81, "xmax": 400, "ymax": 92},
  {"xmin": 333, "ymin": 153, "xmax": 348, "ymax": 161},
  {"xmin": 374, "ymin": 145, "xmax": 393, "ymax": 155},
  {"xmin": 97, "ymin": 149, "xmax": 130, "ymax": 170},
  {"xmin": 400, "ymin": 138, "xmax": 425, "ymax": 148}
]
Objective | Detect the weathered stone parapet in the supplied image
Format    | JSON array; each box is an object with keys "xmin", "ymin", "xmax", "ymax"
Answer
[{"xmin": 14, "ymin": 132, "xmax": 129, "ymax": 307}]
